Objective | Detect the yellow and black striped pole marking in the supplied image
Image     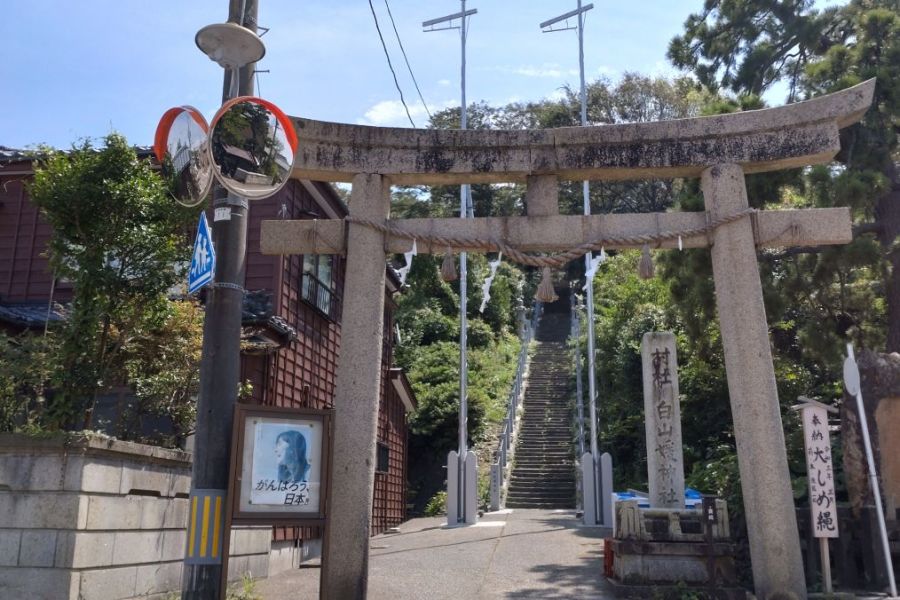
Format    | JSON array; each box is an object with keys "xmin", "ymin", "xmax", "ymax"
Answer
[{"xmin": 185, "ymin": 489, "xmax": 226, "ymax": 565}]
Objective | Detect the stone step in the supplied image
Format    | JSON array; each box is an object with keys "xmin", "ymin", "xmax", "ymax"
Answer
[
  {"xmin": 514, "ymin": 440, "xmax": 571, "ymax": 445},
  {"xmin": 510, "ymin": 468, "xmax": 574, "ymax": 474},
  {"xmin": 506, "ymin": 486, "xmax": 573, "ymax": 493},
  {"xmin": 517, "ymin": 429, "xmax": 571, "ymax": 434},
  {"xmin": 509, "ymin": 322, "xmax": 580, "ymax": 501},
  {"xmin": 505, "ymin": 500, "xmax": 575, "ymax": 509},
  {"xmin": 507, "ymin": 486, "xmax": 574, "ymax": 494},
  {"xmin": 514, "ymin": 455, "xmax": 572, "ymax": 460},
  {"xmin": 510, "ymin": 477, "xmax": 574, "ymax": 483},
  {"xmin": 506, "ymin": 493, "xmax": 575, "ymax": 502},
  {"xmin": 514, "ymin": 453, "xmax": 573, "ymax": 459}
]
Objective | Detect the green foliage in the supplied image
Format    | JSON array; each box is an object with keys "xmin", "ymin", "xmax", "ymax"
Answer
[
  {"xmin": 668, "ymin": 0, "xmax": 837, "ymax": 98},
  {"xmin": 590, "ymin": 252, "xmax": 680, "ymax": 488},
  {"xmin": 21, "ymin": 133, "xmax": 198, "ymax": 435},
  {"xmin": 0, "ymin": 331, "xmax": 57, "ymax": 433},
  {"xmin": 423, "ymin": 490, "xmax": 447, "ymax": 516},
  {"xmin": 226, "ymin": 573, "xmax": 261, "ymax": 600},
  {"xmin": 669, "ymin": 0, "xmax": 900, "ymax": 353},
  {"xmin": 118, "ymin": 299, "xmax": 203, "ymax": 446}
]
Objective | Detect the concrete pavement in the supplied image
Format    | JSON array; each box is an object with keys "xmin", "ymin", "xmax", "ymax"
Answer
[{"xmin": 256, "ymin": 509, "xmax": 613, "ymax": 599}]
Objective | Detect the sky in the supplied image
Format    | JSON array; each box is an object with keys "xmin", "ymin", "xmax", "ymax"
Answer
[{"xmin": 0, "ymin": 0, "xmax": 843, "ymax": 149}]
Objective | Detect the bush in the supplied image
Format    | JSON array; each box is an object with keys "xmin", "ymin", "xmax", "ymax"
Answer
[{"xmin": 424, "ymin": 490, "xmax": 447, "ymax": 516}]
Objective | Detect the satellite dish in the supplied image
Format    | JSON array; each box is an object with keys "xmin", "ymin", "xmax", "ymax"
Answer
[
  {"xmin": 843, "ymin": 355, "xmax": 861, "ymax": 396},
  {"xmin": 154, "ymin": 106, "xmax": 213, "ymax": 207},
  {"xmin": 207, "ymin": 96, "xmax": 298, "ymax": 200},
  {"xmin": 196, "ymin": 22, "xmax": 265, "ymax": 69}
]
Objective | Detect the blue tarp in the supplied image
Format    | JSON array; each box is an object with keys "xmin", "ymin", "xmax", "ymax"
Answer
[{"xmin": 613, "ymin": 488, "xmax": 704, "ymax": 508}]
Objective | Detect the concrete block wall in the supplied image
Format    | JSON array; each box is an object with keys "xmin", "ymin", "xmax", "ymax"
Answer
[{"xmin": 0, "ymin": 434, "xmax": 272, "ymax": 600}]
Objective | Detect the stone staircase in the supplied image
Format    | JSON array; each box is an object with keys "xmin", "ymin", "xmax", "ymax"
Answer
[{"xmin": 505, "ymin": 300, "xmax": 575, "ymax": 509}]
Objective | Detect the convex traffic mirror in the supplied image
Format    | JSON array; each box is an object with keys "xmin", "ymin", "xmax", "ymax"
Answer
[
  {"xmin": 208, "ymin": 96, "xmax": 298, "ymax": 200},
  {"xmin": 153, "ymin": 106, "xmax": 213, "ymax": 207}
]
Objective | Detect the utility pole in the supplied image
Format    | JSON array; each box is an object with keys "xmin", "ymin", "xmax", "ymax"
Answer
[
  {"xmin": 181, "ymin": 1, "xmax": 261, "ymax": 598},
  {"xmin": 540, "ymin": 1, "xmax": 610, "ymax": 527},
  {"xmin": 423, "ymin": 2, "xmax": 478, "ymax": 526}
]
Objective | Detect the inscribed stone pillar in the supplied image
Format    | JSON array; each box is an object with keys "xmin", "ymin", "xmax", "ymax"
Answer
[
  {"xmin": 640, "ymin": 332, "xmax": 684, "ymax": 509},
  {"xmin": 321, "ymin": 173, "xmax": 391, "ymax": 600},
  {"xmin": 702, "ymin": 164, "xmax": 806, "ymax": 599}
]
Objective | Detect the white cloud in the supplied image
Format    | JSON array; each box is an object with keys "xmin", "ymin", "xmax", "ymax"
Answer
[
  {"xmin": 480, "ymin": 64, "xmax": 579, "ymax": 79},
  {"xmin": 596, "ymin": 65, "xmax": 617, "ymax": 76},
  {"xmin": 547, "ymin": 89, "xmax": 568, "ymax": 102},
  {"xmin": 512, "ymin": 64, "xmax": 579, "ymax": 78},
  {"xmin": 649, "ymin": 60, "xmax": 678, "ymax": 78},
  {"xmin": 438, "ymin": 79, "xmax": 451, "ymax": 87},
  {"xmin": 359, "ymin": 99, "xmax": 456, "ymax": 128}
]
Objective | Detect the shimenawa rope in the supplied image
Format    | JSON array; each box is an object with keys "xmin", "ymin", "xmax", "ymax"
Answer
[{"xmin": 344, "ymin": 208, "xmax": 756, "ymax": 270}]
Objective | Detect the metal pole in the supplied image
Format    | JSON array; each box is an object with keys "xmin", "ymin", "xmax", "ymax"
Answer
[
  {"xmin": 575, "ymin": 0, "xmax": 602, "ymax": 524},
  {"xmin": 457, "ymin": 0, "xmax": 471, "ymax": 524},
  {"xmin": 847, "ymin": 344, "xmax": 898, "ymax": 597},
  {"xmin": 181, "ymin": 1, "xmax": 257, "ymax": 598},
  {"xmin": 572, "ymin": 294, "xmax": 585, "ymax": 457}
]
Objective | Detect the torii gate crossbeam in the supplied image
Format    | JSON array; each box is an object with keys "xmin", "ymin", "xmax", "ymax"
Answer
[{"xmin": 264, "ymin": 80, "xmax": 875, "ymax": 600}]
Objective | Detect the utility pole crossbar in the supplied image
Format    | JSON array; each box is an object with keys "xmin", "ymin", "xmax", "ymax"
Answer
[{"xmin": 539, "ymin": 4, "xmax": 593, "ymax": 31}]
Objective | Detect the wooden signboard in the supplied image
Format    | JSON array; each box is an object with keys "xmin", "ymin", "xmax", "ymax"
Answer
[
  {"xmin": 799, "ymin": 402, "xmax": 838, "ymax": 539},
  {"xmin": 228, "ymin": 404, "xmax": 333, "ymax": 526}
]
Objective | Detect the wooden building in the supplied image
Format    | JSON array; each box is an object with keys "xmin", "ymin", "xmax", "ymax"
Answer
[{"xmin": 0, "ymin": 147, "xmax": 414, "ymax": 545}]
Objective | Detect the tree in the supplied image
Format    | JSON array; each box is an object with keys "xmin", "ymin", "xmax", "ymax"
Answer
[
  {"xmin": 28, "ymin": 134, "xmax": 196, "ymax": 430},
  {"xmin": 668, "ymin": 0, "xmax": 844, "ymax": 100},
  {"xmin": 669, "ymin": 0, "xmax": 900, "ymax": 352}
]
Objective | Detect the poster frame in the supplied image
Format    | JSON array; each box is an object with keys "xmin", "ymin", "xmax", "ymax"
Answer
[{"xmin": 228, "ymin": 403, "xmax": 333, "ymax": 526}]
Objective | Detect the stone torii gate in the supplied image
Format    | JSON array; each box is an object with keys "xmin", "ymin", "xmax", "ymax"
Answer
[{"xmin": 261, "ymin": 79, "xmax": 874, "ymax": 600}]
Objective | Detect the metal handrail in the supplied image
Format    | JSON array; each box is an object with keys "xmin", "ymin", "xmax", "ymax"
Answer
[
  {"xmin": 570, "ymin": 291, "xmax": 586, "ymax": 511},
  {"xmin": 489, "ymin": 300, "xmax": 542, "ymax": 511}
]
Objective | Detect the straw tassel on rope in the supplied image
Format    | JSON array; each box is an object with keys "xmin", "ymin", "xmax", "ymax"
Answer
[
  {"xmin": 536, "ymin": 267, "xmax": 558, "ymax": 303},
  {"xmin": 440, "ymin": 247, "xmax": 458, "ymax": 282},
  {"xmin": 638, "ymin": 244, "xmax": 655, "ymax": 279}
]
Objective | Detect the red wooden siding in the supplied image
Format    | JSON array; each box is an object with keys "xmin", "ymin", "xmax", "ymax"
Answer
[
  {"xmin": 0, "ymin": 158, "xmax": 412, "ymax": 544},
  {"xmin": 243, "ymin": 179, "xmax": 410, "ymax": 540},
  {"xmin": 0, "ymin": 166, "xmax": 72, "ymax": 303}
]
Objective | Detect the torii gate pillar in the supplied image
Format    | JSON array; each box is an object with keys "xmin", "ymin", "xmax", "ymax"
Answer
[
  {"xmin": 320, "ymin": 173, "xmax": 390, "ymax": 600},
  {"xmin": 703, "ymin": 164, "xmax": 806, "ymax": 596}
]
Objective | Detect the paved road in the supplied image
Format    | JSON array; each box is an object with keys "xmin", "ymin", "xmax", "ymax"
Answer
[{"xmin": 256, "ymin": 509, "xmax": 613, "ymax": 599}]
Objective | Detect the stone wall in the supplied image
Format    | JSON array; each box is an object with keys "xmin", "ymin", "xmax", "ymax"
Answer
[{"xmin": 0, "ymin": 434, "xmax": 271, "ymax": 600}]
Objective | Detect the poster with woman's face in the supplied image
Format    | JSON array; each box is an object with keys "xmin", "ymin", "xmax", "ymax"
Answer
[{"xmin": 239, "ymin": 415, "xmax": 323, "ymax": 514}]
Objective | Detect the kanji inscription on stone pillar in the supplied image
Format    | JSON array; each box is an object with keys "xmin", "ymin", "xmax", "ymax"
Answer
[{"xmin": 641, "ymin": 332, "xmax": 685, "ymax": 509}]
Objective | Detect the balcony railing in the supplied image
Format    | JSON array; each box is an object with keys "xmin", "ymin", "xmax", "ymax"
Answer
[{"xmin": 301, "ymin": 272, "xmax": 340, "ymax": 320}]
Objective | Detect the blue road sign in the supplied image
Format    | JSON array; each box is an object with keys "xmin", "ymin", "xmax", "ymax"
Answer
[{"xmin": 188, "ymin": 212, "xmax": 216, "ymax": 294}]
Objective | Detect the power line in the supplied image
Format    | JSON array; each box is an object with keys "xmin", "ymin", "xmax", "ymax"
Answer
[
  {"xmin": 368, "ymin": 0, "xmax": 416, "ymax": 127},
  {"xmin": 383, "ymin": 0, "xmax": 432, "ymax": 120}
]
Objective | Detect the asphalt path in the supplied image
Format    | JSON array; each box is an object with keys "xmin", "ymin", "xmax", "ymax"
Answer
[{"xmin": 256, "ymin": 508, "xmax": 613, "ymax": 599}]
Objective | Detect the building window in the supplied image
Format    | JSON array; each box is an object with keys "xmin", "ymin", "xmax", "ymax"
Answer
[
  {"xmin": 302, "ymin": 255, "xmax": 338, "ymax": 319},
  {"xmin": 376, "ymin": 442, "xmax": 390, "ymax": 474}
]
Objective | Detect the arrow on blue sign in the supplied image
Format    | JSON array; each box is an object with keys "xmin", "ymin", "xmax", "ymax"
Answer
[{"xmin": 188, "ymin": 212, "xmax": 216, "ymax": 294}]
